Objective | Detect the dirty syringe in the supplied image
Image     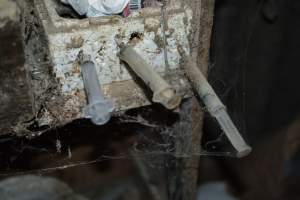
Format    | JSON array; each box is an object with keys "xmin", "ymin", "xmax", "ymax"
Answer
[
  {"xmin": 182, "ymin": 57, "xmax": 252, "ymax": 158},
  {"xmin": 79, "ymin": 53, "xmax": 114, "ymax": 125}
]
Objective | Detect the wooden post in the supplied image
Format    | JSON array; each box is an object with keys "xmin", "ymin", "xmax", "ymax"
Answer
[
  {"xmin": 0, "ymin": 0, "xmax": 34, "ymax": 136},
  {"xmin": 167, "ymin": 1, "xmax": 215, "ymax": 200}
]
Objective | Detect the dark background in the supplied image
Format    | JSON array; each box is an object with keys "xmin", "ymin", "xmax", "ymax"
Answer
[
  {"xmin": 210, "ymin": 0, "xmax": 300, "ymax": 143},
  {"xmin": 199, "ymin": 1, "xmax": 300, "ymax": 199}
]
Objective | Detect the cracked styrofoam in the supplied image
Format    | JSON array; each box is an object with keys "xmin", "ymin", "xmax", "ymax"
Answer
[
  {"xmin": 49, "ymin": 11, "xmax": 191, "ymax": 94},
  {"xmin": 31, "ymin": 0, "xmax": 193, "ymax": 126}
]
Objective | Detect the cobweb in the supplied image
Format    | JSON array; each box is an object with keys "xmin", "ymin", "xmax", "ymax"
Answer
[
  {"xmin": 0, "ymin": 99, "xmax": 237, "ymax": 178},
  {"xmin": 0, "ymin": 3, "xmax": 246, "ymax": 199},
  {"xmin": 0, "ymin": 7, "xmax": 226, "ymax": 178}
]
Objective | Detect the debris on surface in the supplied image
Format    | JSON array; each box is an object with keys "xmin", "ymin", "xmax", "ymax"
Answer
[{"xmin": 61, "ymin": 0, "xmax": 130, "ymax": 17}]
